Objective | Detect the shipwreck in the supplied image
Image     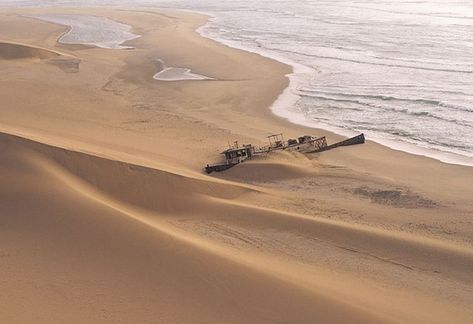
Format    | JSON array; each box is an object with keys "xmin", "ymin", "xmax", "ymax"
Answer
[{"xmin": 205, "ymin": 133, "xmax": 365, "ymax": 174}]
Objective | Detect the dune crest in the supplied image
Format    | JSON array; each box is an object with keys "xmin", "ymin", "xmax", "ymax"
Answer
[
  {"xmin": 0, "ymin": 41, "xmax": 80, "ymax": 72},
  {"xmin": 1, "ymin": 7, "xmax": 472, "ymax": 323},
  {"xmin": 1, "ymin": 131, "xmax": 472, "ymax": 323},
  {"xmin": 0, "ymin": 41, "xmax": 62, "ymax": 60}
]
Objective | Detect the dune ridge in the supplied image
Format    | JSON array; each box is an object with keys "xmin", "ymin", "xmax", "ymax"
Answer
[
  {"xmin": 0, "ymin": 40, "xmax": 80, "ymax": 72},
  {"xmin": 1, "ymin": 131, "xmax": 472, "ymax": 323},
  {"xmin": 1, "ymin": 7, "xmax": 472, "ymax": 323},
  {"xmin": 0, "ymin": 41, "xmax": 63, "ymax": 60},
  {"xmin": 0, "ymin": 131, "xmax": 385, "ymax": 323}
]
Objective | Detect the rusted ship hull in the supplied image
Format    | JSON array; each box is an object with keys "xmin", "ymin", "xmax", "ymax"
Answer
[
  {"xmin": 204, "ymin": 133, "xmax": 365, "ymax": 173},
  {"xmin": 205, "ymin": 162, "xmax": 238, "ymax": 174},
  {"xmin": 308, "ymin": 133, "xmax": 365, "ymax": 153}
]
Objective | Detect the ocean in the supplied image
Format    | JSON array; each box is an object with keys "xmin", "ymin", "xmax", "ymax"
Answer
[{"xmin": 3, "ymin": 0, "xmax": 473, "ymax": 165}]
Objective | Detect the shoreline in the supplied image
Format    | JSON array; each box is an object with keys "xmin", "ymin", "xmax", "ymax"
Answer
[
  {"xmin": 3, "ymin": 3, "xmax": 471, "ymax": 166},
  {"xmin": 193, "ymin": 10, "xmax": 473, "ymax": 168},
  {"xmin": 1, "ymin": 7, "xmax": 472, "ymax": 323},
  {"xmin": 2, "ymin": 6, "xmax": 473, "ymax": 173}
]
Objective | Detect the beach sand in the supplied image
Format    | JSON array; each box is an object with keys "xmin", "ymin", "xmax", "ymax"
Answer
[{"xmin": 0, "ymin": 7, "xmax": 472, "ymax": 323}]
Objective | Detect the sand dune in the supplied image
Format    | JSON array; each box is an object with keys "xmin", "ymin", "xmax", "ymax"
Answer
[
  {"xmin": 0, "ymin": 132, "xmax": 385, "ymax": 323},
  {"xmin": 1, "ymin": 132, "xmax": 472, "ymax": 323},
  {"xmin": 1, "ymin": 7, "xmax": 472, "ymax": 323},
  {"xmin": 0, "ymin": 40, "xmax": 79, "ymax": 72},
  {"xmin": 0, "ymin": 41, "xmax": 61, "ymax": 60}
]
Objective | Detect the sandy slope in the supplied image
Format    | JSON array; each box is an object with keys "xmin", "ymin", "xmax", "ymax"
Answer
[
  {"xmin": 1, "ymin": 132, "xmax": 472, "ymax": 323},
  {"xmin": 0, "ymin": 41, "xmax": 61, "ymax": 60},
  {"xmin": 0, "ymin": 133, "xmax": 384, "ymax": 323},
  {"xmin": 0, "ymin": 7, "xmax": 472, "ymax": 323}
]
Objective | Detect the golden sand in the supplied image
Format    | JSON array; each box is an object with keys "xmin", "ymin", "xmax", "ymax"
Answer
[{"xmin": 0, "ymin": 7, "xmax": 472, "ymax": 323}]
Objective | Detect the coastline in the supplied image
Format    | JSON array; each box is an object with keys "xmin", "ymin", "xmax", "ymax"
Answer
[
  {"xmin": 0, "ymin": 6, "xmax": 472, "ymax": 323},
  {"xmin": 183, "ymin": 9, "xmax": 473, "ymax": 203},
  {"xmin": 1, "ymin": 5, "xmax": 472, "ymax": 244},
  {"xmin": 194, "ymin": 10, "xmax": 473, "ymax": 167}
]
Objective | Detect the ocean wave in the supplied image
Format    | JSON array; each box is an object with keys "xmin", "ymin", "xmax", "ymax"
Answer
[
  {"xmin": 300, "ymin": 91, "xmax": 473, "ymax": 129},
  {"xmin": 301, "ymin": 90, "xmax": 473, "ymax": 113},
  {"xmin": 294, "ymin": 52, "xmax": 473, "ymax": 74}
]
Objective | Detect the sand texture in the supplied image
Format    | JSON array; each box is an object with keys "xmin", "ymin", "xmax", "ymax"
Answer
[{"xmin": 0, "ymin": 7, "xmax": 472, "ymax": 323}]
